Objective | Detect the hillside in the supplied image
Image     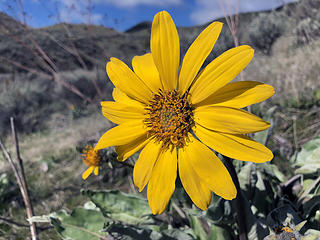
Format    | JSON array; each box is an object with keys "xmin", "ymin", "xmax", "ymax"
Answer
[{"xmin": 0, "ymin": 3, "xmax": 294, "ymax": 74}]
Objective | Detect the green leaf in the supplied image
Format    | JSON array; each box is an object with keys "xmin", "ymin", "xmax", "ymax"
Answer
[
  {"xmin": 50, "ymin": 208, "xmax": 107, "ymax": 240},
  {"xmin": 206, "ymin": 194, "xmax": 232, "ymax": 224},
  {"xmin": 84, "ymin": 190, "xmax": 154, "ymax": 225},
  {"xmin": 163, "ymin": 229, "xmax": 195, "ymax": 240},
  {"xmin": 253, "ymin": 106, "xmax": 277, "ymax": 145},
  {"xmin": 208, "ymin": 224, "xmax": 231, "ymax": 240},
  {"xmin": 301, "ymin": 229, "xmax": 320, "ymax": 240},
  {"xmin": 266, "ymin": 205, "xmax": 302, "ymax": 229},
  {"xmin": 238, "ymin": 191, "xmax": 269, "ymax": 240},
  {"xmin": 295, "ymin": 220, "xmax": 307, "ymax": 231},
  {"xmin": 106, "ymin": 222, "xmax": 194, "ymax": 240},
  {"xmin": 293, "ymin": 134, "xmax": 320, "ymax": 175},
  {"xmin": 302, "ymin": 195, "xmax": 320, "ymax": 218},
  {"xmin": 315, "ymin": 181, "xmax": 320, "ymax": 195},
  {"xmin": 257, "ymin": 163, "xmax": 285, "ymax": 182},
  {"xmin": 237, "ymin": 162, "xmax": 254, "ymax": 192},
  {"xmin": 188, "ymin": 215, "xmax": 207, "ymax": 240},
  {"xmin": 105, "ymin": 223, "xmax": 162, "ymax": 240},
  {"xmin": 237, "ymin": 162, "xmax": 275, "ymax": 216}
]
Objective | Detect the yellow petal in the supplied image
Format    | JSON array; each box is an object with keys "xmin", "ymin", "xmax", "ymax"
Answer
[
  {"xmin": 178, "ymin": 22, "xmax": 223, "ymax": 94},
  {"xmin": 190, "ymin": 45, "xmax": 254, "ymax": 105},
  {"xmin": 94, "ymin": 167, "xmax": 99, "ymax": 175},
  {"xmin": 101, "ymin": 101, "xmax": 145, "ymax": 124},
  {"xmin": 195, "ymin": 81, "xmax": 275, "ymax": 108},
  {"xmin": 178, "ymin": 148, "xmax": 212, "ymax": 210},
  {"xmin": 115, "ymin": 135, "xmax": 149, "ymax": 162},
  {"xmin": 194, "ymin": 123, "xmax": 273, "ymax": 162},
  {"xmin": 194, "ymin": 106, "xmax": 270, "ymax": 134},
  {"xmin": 112, "ymin": 88, "xmax": 145, "ymax": 108},
  {"xmin": 132, "ymin": 53, "xmax": 163, "ymax": 92},
  {"xmin": 95, "ymin": 120, "xmax": 146, "ymax": 150},
  {"xmin": 151, "ymin": 11, "xmax": 179, "ymax": 90},
  {"xmin": 182, "ymin": 134, "xmax": 236, "ymax": 200},
  {"xmin": 107, "ymin": 58, "xmax": 152, "ymax": 103},
  {"xmin": 133, "ymin": 140, "xmax": 162, "ymax": 192},
  {"xmin": 147, "ymin": 147, "xmax": 177, "ymax": 214},
  {"xmin": 82, "ymin": 166, "xmax": 94, "ymax": 180}
]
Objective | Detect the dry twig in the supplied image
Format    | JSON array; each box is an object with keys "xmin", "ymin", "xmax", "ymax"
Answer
[{"xmin": 0, "ymin": 118, "xmax": 38, "ymax": 240}]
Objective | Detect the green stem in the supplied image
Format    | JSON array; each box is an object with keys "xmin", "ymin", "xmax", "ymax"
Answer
[{"xmin": 224, "ymin": 157, "xmax": 248, "ymax": 240}]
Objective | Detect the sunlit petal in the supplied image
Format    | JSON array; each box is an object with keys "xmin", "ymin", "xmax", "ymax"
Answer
[
  {"xmin": 112, "ymin": 88, "xmax": 145, "ymax": 108},
  {"xmin": 132, "ymin": 53, "xmax": 163, "ymax": 92},
  {"xmin": 178, "ymin": 147, "xmax": 212, "ymax": 210},
  {"xmin": 115, "ymin": 135, "xmax": 149, "ymax": 162},
  {"xmin": 107, "ymin": 58, "xmax": 153, "ymax": 103},
  {"xmin": 195, "ymin": 81, "xmax": 275, "ymax": 108},
  {"xmin": 147, "ymin": 147, "xmax": 177, "ymax": 214},
  {"xmin": 101, "ymin": 101, "xmax": 145, "ymax": 124},
  {"xmin": 194, "ymin": 124, "xmax": 273, "ymax": 162},
  {"xmin": 133, "ymin": 140, "xmax": 162, "ymax": 192},
  {"xmin": 194, "ymin": 105, "xmax": 270, "ymax": 134},
  {"xmin": 182, "ymin": 134, "xmax": 236, "ymax": 200},
  {"xmin": 190, "ymin": 45, "xmax": 254, "ymax": 104},
  {"xmin": 151, "ymin": 11, "xmax": 179, "ymax": 90},
  {"xmin": 94, "ymin": 167, "xmax": 99, "ymax": 176},
  {"xmin": 178, "ymin": 22, "xmax": 223, "ymax": 94},
  {"xmin": 82, "ymin": 166, "xmax": 94, "ymax": 180},
  {"xmin": 95, "ymin": 120, "xmax": 146, "ymax": 150}
]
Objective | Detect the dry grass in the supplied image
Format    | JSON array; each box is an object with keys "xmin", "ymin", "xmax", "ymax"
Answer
[
  {"xmin": 246, "ymin": 36, "xmax": 320, "ymax": 102},
  {"xmin": 1, "ymin": 107, "xmax": 110, "ymax": 168}
]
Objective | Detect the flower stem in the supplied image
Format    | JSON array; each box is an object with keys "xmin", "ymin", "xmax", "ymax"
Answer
[{"xmin": 224, "ymin": 157, "xmax": 248, "ymax": 240}]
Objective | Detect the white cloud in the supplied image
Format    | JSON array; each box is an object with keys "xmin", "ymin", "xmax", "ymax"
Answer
[
  {"xmin": 55, "ymin": 0, "xmax": 103, "ymax": 24},
  {"xmin": 191, "ymin": 0, "xmax": 296, "ymax": 25},
  {"xmin": 53, "ymin": 0, "xmax": 181, "ymax": 24}
]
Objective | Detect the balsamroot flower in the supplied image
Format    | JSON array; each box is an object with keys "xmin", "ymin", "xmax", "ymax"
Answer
[
  {"xmin": 82, "ymin": 145, "xmax": 101, "ymax": 180},
  {"xmin": 95, "ymin": 11, "xmax": 274, "ymax": 214}
]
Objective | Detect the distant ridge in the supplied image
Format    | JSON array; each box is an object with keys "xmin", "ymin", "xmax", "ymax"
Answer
[
  {"xmin": 0, "ymin": 12, "xmax": 25, "ymax": 34},
  {"xmin": 125, "ymin": 21, "xmax": 151, "ymax": 33}
]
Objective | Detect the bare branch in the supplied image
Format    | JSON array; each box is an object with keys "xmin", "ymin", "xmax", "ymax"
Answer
[
  {"xmin": 0, "ymin": 139, "xmax": 38, "ymax": 240},
  {"xmin": 1, "ymin": 23, "xmax": 94, "ymax": 104},
  {"xmin": 0, "ymin": 216, "xmax": 53, "ymax": 232},
  {"xmin": 10, "ymin": 117, "xmax": 39, "ymax": 240}
]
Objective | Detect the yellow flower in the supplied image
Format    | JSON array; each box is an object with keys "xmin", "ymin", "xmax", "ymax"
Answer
[
  {"xmin": 82, "ymin": 145, "xmax": 101, "ymax": 180},
  {"xmin": 95, "ymin": 11, "xmax": 275, "ymax": 214}
]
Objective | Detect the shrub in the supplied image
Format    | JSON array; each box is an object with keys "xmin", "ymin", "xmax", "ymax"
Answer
[{"xmin": 248, "ymin": 12, "xmax": 285, "ymax": 54}]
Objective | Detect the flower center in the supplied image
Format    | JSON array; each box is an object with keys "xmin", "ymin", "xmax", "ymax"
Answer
[
  {"xmin": 144, "ymin": 89, "xmax": 194, "ymax": 149},
  {"xmin": 82, "ymin": 145, "xmax": 101, "ymax": 167}
]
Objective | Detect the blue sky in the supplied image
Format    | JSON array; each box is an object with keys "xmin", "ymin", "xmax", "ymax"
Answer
[{"xmin": 1, "ymin": 0, "xmax": 295, "ymax": 31}]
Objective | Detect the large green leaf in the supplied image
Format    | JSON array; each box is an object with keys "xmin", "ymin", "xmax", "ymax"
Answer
[
  {"xmin": 237, "ymin": 162, "xmax": 276, "ymax": 216},
  {"xmin": 84, "ymin": 190, "xmax": 154, "ymax": 225},
  {"xmin": 238, "ymin": 191, "xmax": 269, "ymax": 240},
  {"xmin": 105, "ymin": 222, "xmax": 194, "ymax": 240},
  {"xmin": 50, "ymin": 208, "xmax": 107, "ymax": 240},
  {"xmin": 292, "ymin": 134, "xmax": 320, "ymax": 175}
]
